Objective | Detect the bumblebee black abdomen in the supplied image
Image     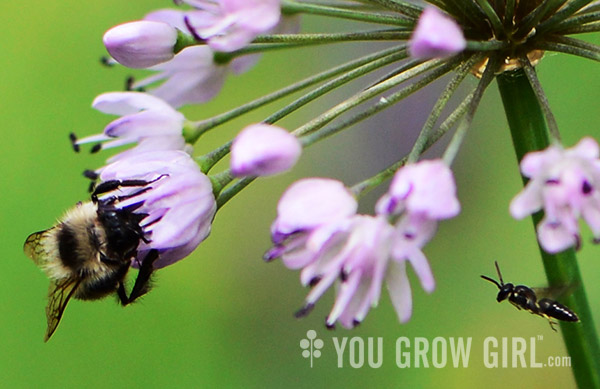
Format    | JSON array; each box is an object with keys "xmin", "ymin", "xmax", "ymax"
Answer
[
  {"xmin": 75, "ymin": 267, "xmax": 128, "ymax": 300},
  {"xmin": 538, "ymin": 298, "xmax": 579, "ymax": 322},
  {"xmin": 57, "ymin": 225, "xmax": 87, "ymax": 270}
]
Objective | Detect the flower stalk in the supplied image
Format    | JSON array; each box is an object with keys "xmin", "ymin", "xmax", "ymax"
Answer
[{"xmin": 498, "ymin": 68, "xmax": 600, "ymax": 388}]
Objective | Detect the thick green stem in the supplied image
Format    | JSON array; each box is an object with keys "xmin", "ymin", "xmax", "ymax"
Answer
[{"xmin": 497, "ymin": 69, "xmax": 600, "ymax": 389}]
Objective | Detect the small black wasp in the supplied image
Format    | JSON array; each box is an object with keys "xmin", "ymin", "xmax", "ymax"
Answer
[{"xmin": 481, "ymin": 261, "xmax": 579, "ymax": 331}]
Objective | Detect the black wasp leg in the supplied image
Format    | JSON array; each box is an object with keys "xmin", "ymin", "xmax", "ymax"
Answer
[
  {"xmin": 119, "ymin": 250, "xmax": 159, "ymax": 306},
  {"xmin": 548, "ymin": 320, "xmax": 558, "ymax": 332}
]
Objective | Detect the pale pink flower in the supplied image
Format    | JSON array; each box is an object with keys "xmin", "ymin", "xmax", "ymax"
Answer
[
  {"xmin": 103, "ymin": 21, "xmax": 178, "ymax": 68},
  {"xmin": 510, "ymin": 137, "xmax": 600, "ymax": 253},
  {"xmin": 264, "ymin": 178, "xmax": 357, "ymax": 267},
  {"xmin": 374, "ymin": 160, "xmax": 461, "ymax": 294},
  {"xmin": 409, "ymin": 7, "xmax": 466, "ymax": 59},
  {"xmin": 230, "ymin": 124, "xmax": 301, "ymax": 177},
  {"xmin": 280, "ymin": 214, "xmax": 432, "ymax": 328},
  {"xmin": 98, "ymin": 150, "xmax": 217, "ymax": 268},
  {"xmin": 267, "ymin": 177, "xmax": 437, "ymax": 328},
  {"xmin": 376, "ymin": 159, "xmax": 460, "ymax": 219},
  {"xmin": 183, "ymin": 0, "xmax": 281, "ymax": 52},
  {"xmin": 123, "ymin": 9, "xmax": 258, "ymax": 108},
  {"xmin": 72, "ymin": 92, "xmax": 187, "ymax": 163}
]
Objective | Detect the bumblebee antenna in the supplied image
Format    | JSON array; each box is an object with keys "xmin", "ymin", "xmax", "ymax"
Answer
[{"xmin": 494, "ymin": 261, "xmax": 504, "ymax": 285}]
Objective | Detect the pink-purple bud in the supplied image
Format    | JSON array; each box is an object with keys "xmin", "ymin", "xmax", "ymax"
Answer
[
  {"xmin": 230, "ymin": 124, "xmax": 301, "ymax": 177},
  {"xmin": 409, "ymin": 7, "xmax": 466, "ymax": 59},
  {"xmin": 103, "ymin": 21, "xmax": 178, "ymax": 68}
]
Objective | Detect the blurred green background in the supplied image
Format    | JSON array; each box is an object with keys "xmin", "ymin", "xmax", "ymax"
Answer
[{"xmin": 2, "ymin": 1, "xmax": 599, "ymax": 388}]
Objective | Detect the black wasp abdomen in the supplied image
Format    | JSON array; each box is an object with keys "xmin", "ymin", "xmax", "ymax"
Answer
[{"xmin": 538, "ymin": 298, "xmax": 579, "ymax": 322}]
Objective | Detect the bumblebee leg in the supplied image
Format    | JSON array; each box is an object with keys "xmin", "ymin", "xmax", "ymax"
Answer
[
  {"xmin": 120, "ymin": 250, "xmax": 159, "ymax": 306},
  {"xmin": 92, "ymin": 175, "xmax": 167, "ymax": 200},
  {"xmin": 117, "ymin": 283, "xmax": 129, "ymax": 305},
  {"xmin": 97, "ymin": 189, "xmax": 151, "ymax": 207}
]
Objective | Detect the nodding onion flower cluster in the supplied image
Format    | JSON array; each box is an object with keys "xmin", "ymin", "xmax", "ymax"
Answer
[{"xmin": 65, "ymin": 0, "xmax": 599, "ymax": 329}]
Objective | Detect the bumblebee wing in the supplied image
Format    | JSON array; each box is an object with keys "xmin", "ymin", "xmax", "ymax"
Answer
[
  {"xmin": 24, "ymin": 229, "xmax": 55, "ymax": 267},
  {"xmin": 44, "ymin": 277, "xmax": 81, "ymax": 342}
]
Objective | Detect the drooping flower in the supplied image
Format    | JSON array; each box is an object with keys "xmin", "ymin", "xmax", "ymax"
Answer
[
  {"xmin": 230, "ymin": 124, "xmax": 301, "ymax": 177},
  {"xmin": 71, "ymin": 92, "xmax": 187, "ymax": 163},
  {"xmin": 266, "ymin": 177, "xmax": 441, "ymax": 328},
  {"xmin": 119, "ymin": 9, "xmax": 258, "ymax": 108},
  {"xmin": 103, "ymin": 21, "xmax": 179, "ymax": 68},
  {"xmin": 98, "ymin": 150, "xmax": 217, "ymax": 268},
  {"xmin": 510, "ymin": 137, "xmax": 600, "ymax": 253},
  {"xmin": 408, "ymin": 7, "xmax": 466, "ymax": 59},
  {"xmin": 376, "ymin": 160, "xmax": 460, "ymax": 293},
  {"xmin": 182, "ymin": 0, "xmax": 281, "ymax": 52},
  {"xmin": 115, "ymin": 5, "xmax": 299, "ymax": 108},
  {"xmin": 264, "ymin": 178, "xmax": 357, "ymax": 267},
  {"xmin": 296, "ymin": 215, "xmax": 414, "ymax": 328},
  {"xmin": 376, "ymin": 159, "xmax": 460, "ymax": 219}
]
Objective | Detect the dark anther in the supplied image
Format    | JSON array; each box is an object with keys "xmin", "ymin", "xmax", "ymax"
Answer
[
  {"xmin": 124, "ymin": 76, "xmax": 145, "ymax": 92},
  {"xmin": 125, "ymin": 76, "xmax": 135, "ymax": 91},
  {"xmin": 262, "ymin": 250, "xmax": 278, "ymax": 262},
  {"xmin": 83, "ymin": 169, "xmax": 99, "ymax": 180},
  {"xmin": 69, "ymin": 133, "xmax": 80, "ymax": 153},
  {"xmin": 325, "ymin": 321, "xmax": 336, "ymax": 330},
  {"xmin": 582, "ymin": 180, "xmax": 593, "ymax": 195},
  {"xmin": 352, "ymin": 319, "xmax": 361, "ymax": 328},
  {"xmin": 404, "ymin": 232, "xmax": 415, "ymax": 240},
  {"xmin": 294, "ymin": 303, "xmax": 315, "ymax": 318},
  {"xmin": 546, "ymin": 178, "xmax": 560, "ymax": 185},
  {"xmin": 386, "ymin": 198, "xmax": 398, "ymax": 214},
  {"xmin": 574, "ymin": 234, "xmax": 582, "ymax": 251},
  {"xmin": 593, "ymin": 237, "xmax": 600, "ymax": 244},
  {"xmin": 308, "ymin": 277, "xmax": 321, "ymax": 287},
  {"xmin": 184, "ymin": 15, "xmax": 206, "ymax": 42},
  {"xmin": 100, "ymin": 56, "xmax": 114, "ymax": 67},
  {"xmin": 90, "ymin": 144, "xmax": 102, "ymax": 154},
  {"xmin": 340, "ymin": 270, "xmax": 348, "ymax": 282}
]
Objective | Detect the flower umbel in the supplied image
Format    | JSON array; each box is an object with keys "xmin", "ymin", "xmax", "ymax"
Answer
[
  {"xmin": 511, "ymin": 137, "xmax": 600, "ymax": 253},
  {"xmin": 28, "ymin": 0, "xmax": 600, "ymax": 381}
]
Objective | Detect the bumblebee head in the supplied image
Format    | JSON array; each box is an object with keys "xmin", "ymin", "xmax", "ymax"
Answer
[{"xmin": 98, "ymin": 207, "xmax": 147, "ymax": 258}]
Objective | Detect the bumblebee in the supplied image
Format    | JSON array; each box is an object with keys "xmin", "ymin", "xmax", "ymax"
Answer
[
  {"xmin": 24, "ymin": 179, "xmax": 159, "ymax": 341},
  {"xmin": 481, "ymin": 261, "xmax": 579, "ymax": 331}
]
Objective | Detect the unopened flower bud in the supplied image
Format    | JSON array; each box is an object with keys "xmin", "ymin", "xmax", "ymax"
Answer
[
  {"xmin": 409, "ymin": 7, "xmax": 466, "ymax": 59},
  {"xmin": 230, "ymin": 124, "xmax": 301, "ymax": 177},
  {"xmin": 103, "ymin": 21, "xmax": 178, "ymax": 68}
]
